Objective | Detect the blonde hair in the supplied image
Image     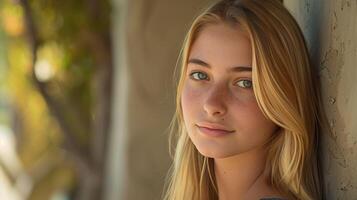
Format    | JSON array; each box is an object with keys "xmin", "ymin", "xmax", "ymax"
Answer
[{"xmin": 162, "ymin": 0, "xmax": 327, "ymax": 199}]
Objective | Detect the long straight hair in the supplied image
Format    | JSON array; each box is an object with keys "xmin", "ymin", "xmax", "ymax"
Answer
[{"xmin": 162, "ymin": 0, "xmax": 328, "ymax": 199}]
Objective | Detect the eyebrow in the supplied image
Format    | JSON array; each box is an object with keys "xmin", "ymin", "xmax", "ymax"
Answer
[{"xmin": 188, "ymin": 58, "xmax": 252, "ymax": 72}]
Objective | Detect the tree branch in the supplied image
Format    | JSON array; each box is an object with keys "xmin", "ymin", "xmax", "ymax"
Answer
[{"xmin": 18, "ymin": 0, "xmax": 93, "ymax": 175}]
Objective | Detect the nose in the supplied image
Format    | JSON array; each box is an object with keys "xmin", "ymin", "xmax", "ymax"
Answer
[{"xmin": 203, "ymin": 84, "xmax": 228, "ymax": 118}]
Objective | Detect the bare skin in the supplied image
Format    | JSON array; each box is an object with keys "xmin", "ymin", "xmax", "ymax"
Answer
[
  {"xmin": 181, "ymin": 23, "xmax": 289, "ymax": 199},
  {"xmin": 214, "ymin": 145, "xmax": 286, "ymax": 200}
]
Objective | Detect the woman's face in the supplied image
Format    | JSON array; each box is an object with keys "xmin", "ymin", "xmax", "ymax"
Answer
[{"xmin": 181, "ymin": 23, "xmax": 278, "ymax": 158}]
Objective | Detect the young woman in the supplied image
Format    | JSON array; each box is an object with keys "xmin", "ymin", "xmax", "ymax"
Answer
[{"xmin": 163, "ymin": 0, "xmax": 328, "ymax": 199}]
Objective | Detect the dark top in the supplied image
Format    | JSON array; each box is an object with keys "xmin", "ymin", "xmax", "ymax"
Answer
[{"xmin": 260, "ymin": 198, "xmax": 286, "ymax": 200}]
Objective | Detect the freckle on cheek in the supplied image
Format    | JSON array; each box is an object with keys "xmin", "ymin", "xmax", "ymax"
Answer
[
  {"xmin": 183, "ymin": 85, "xmax": 200, "ymax": 99},
  {"xmin": 233, "ymin": 93, "xmax": 256, "ymax": 103}
]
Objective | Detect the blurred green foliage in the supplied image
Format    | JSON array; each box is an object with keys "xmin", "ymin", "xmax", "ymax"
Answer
[{"xmin": 0, "ymin": 0, "xmax": 112, "ymax": 199}]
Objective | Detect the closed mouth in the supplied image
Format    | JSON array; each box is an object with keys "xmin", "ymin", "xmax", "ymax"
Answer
[{"xmin": 196, "ymin": 122, "xmax": 235, "ymax": 133}]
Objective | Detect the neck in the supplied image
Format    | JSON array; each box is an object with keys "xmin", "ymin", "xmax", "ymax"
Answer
[{"xmin": 214, "ymin": 145, "xmax": 270, "ymax": 200}]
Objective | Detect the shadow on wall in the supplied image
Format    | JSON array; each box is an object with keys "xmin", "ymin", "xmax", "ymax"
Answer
[{"xmin": 285, "ymin": 0, "xmax": 357, "ymax": 199}]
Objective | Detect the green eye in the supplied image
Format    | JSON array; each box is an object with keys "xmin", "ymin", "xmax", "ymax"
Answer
[
  {"xmin": 236, "ymin": 80, "xmax": 252, "ymax": 88},
  {"xmin": 190, "ymin": 72, "xmax": 208, "ymax": 80}
]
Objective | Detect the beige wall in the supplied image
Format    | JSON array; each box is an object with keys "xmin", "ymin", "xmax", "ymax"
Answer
[
  {"xmin": 285, "ymin": 0, "xmax": 357, "ymax": 199},
  {"xmin": 107, "ymin": 0, "xmax": 357, "ymax": 199},
  {"xmin": 106, "ymin": 0, "xmax": 214, "ymax": 199}
]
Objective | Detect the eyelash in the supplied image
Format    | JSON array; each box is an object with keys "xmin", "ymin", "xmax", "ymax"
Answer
[{"xmin": 189, "ymin": 71, "xmax": 253, "ymax": 89}]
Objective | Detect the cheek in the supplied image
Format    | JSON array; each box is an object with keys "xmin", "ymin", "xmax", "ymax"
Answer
[
  {"xmin": 235, "ymin": 100, "xmax": 277, "ymax": 138},
  {"xmin": 181, "ymin": 82, "xmax": 200, "ymax": 122},
  {"xmin": 232, "ymin": 89, "xmax": 256, "ymax": 102},
  {"xmin": 250, "ymin": 102, "xmax": 274, "ymax": 128}
]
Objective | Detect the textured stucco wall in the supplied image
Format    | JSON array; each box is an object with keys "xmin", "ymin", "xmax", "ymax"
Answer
[{"xmin": 285, "ymin": 0, "xmax": 357, "ymax": 199}]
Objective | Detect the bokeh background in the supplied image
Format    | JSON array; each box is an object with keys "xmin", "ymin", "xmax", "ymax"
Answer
[
  {"xmin": 1, "ymin": 0, "xmax": 113, "ymax": 199},
  {"xmin": 0, "ymin": 0, "xmax": 356, "ymax": 200}
]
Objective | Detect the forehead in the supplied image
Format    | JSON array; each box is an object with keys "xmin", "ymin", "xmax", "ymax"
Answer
[{"xmin": 189, "ymin": 23, "xmax": 252, "ymax": 68}]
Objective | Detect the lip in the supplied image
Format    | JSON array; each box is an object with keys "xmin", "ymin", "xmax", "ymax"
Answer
[{"xmin": 196, "ymin": 122, "xmax": 235, "ymax": 137}]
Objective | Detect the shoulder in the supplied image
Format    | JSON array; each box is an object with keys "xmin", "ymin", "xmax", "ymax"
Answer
[
  {"xmin": 245, "ymin": 174, "xmax": 292, "ymax": 200},
  {"xmin": 247, "ymin": 183, "xmax": 290, "ymax": 200}
]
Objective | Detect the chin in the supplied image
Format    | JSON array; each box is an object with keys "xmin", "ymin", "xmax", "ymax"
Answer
[{"xmin": 195, "ymin": 145, "xmax": 240, "ymax": 159}]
